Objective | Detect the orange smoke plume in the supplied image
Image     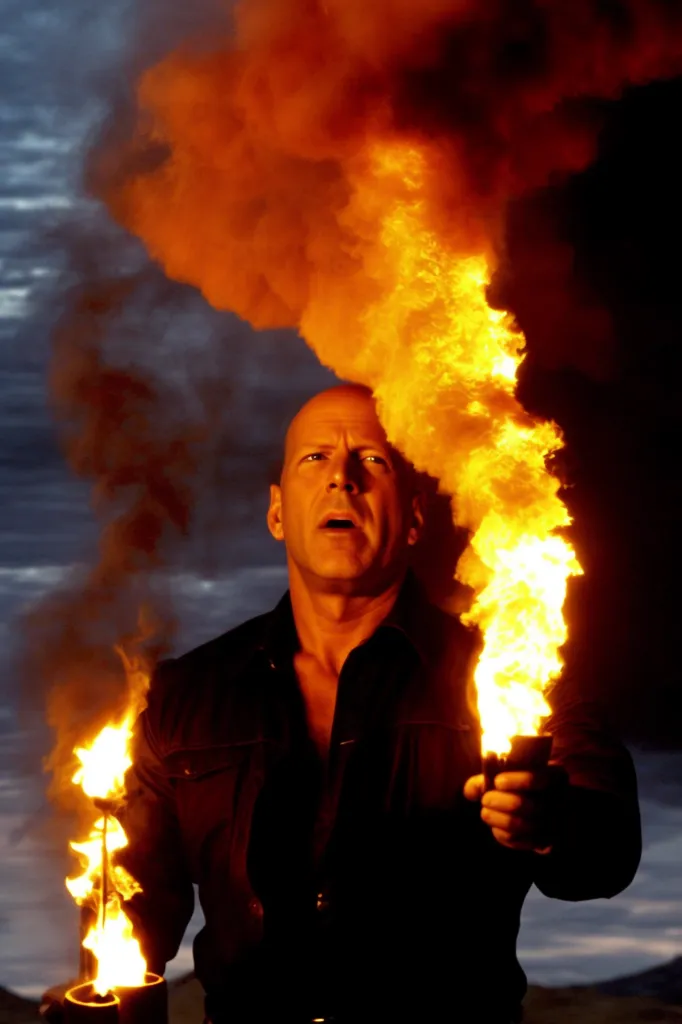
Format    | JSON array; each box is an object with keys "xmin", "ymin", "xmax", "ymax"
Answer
[
  {"xmin": 97, "ymin": 0, "xmax": 682, "ymax": 749},
  {"xmin": 106, "ymin": 0, "xmax": 682, "ymax": 337}
]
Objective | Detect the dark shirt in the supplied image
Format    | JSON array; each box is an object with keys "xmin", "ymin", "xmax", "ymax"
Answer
[{"xmin": 119, "ymin": 577, "xmax": 641, "ymax": 1024}]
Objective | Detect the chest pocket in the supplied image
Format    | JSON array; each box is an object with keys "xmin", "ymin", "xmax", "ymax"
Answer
[
  {"xmin": 163, "ymin": 744, "xmax": 266, "ymax": 882},
  {"xmin": 385, "ymin": 719, "xmax": 481, "ymax": 813},
  {"xmin": 164, "ymin": 744, "xmax": 251, "ymax": 780}
]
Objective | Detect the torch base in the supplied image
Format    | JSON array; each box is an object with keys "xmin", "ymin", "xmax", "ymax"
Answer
[
  {"xmin": 44, "ymin": 974, "xmax": 167, "ymax": 1024},
  {"xmin": 116, "ymin": 972, "xmax": 167, "ymax": 1024},
  {"xmin": 63, "ymin": 983, "xmax": 119, "ymax": 1023},
  {"xmin": 483, "ymin": 734, "xmax": 553, "ymax": 793}
]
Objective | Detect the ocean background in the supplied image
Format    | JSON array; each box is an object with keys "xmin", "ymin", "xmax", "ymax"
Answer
[{"xmin": 1, "ymin": 0, "xmax": 682, "ymax": 1002}]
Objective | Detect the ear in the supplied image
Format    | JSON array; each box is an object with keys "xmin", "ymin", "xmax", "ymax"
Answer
[
  {"xmin": 407, "ymin": 490, "xmax": 424, "ymax": 547},
  {"xmin": 267, "ymin": 483, "xmax": 285, "ymax": 542}
]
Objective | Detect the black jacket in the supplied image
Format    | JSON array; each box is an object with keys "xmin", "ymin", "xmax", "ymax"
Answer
[{"xmin": 118, "ymin": 579, "xmax": 641, "ymax": 1024}]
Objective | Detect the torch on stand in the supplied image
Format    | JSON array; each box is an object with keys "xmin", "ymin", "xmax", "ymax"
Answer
[
  {"xmin": 41, "ymin": 796, "xmax": 168, "ymax": 1024},
  {"xmin": 63, "ymin": 975, "xmax": 167, "ymax": 1024},
  {"xmin": 68, "ymin": 796, "xmax": 168, "ymax": 1024},
  {"xmin": 483, "ymin": 734, "xmax": 553, "ymax": 794}
]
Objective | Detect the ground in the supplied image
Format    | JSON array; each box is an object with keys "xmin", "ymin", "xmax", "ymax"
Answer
[{"xmin": 3, "ymin": 971, "xmax": 682, "ymax": 1024}]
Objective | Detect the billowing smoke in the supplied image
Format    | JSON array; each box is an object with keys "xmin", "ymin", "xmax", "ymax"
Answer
[
  {"xmin": 103, "ymin": 0, "xmax": 682, "ymax": 368},
  {"xmin": 18, "ymin": 229, "xmax": 203, "ymax": 805},
  {"xmin": 19, "ymin": 217, "xmax": 323, "ymax": 807},
  {"xmin": 91, "ymin": 0, "xmax": 682, "ymax": 743}
]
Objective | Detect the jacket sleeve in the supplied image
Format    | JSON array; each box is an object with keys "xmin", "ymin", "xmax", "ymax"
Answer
[
  {"xmin": 532, "ymin": 696, "xmax": 642, "ymax": 901},
  {"xmin": 115, "ymin": 661, "xmax": 195, "ymax": 975}
]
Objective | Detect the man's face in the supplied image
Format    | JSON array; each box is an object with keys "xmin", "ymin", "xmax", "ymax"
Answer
[{"xmin": 267, "ymin": 388, "xmax": 422, "ymax": 593}]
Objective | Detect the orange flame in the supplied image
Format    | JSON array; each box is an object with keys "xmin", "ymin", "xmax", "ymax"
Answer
[
  {"xmin": 66, "ymin": 814, "xmax": 140, "ymax": 904},
  {"xmin": 72, "ymin": 723, "xmax": 133, "ymax": 801},
  {"xmin": 66, "ymin": 649, "xmax": 151, "ymax": 995},
  {"xmin": 305, "ymin": 143, "xmax": 583, "ymax": 755}
]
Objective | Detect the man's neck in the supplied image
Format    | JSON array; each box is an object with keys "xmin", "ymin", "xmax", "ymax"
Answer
[{"xmin": 288, "ymin": 563, "xmax": 404, "ymax": 676}]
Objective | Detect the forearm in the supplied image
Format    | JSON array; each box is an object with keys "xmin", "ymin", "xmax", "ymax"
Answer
[
  {"xmin": 533, "ymin": 783, "xmax": 641, "ymax": 900},
  {"xmin": 116, "ymin": 801, "xmax": 194, "ymax": 973},
  {"xmin": 531, "ymin": 693, "xmax": 642, "ymax": 900},
  {"xmin": 121, "ymin": 876, "xmax": 194, "ymax": 976},
  {"xmin": 116, "ymin": 702, "xmax": 195, "ymax": 972}
]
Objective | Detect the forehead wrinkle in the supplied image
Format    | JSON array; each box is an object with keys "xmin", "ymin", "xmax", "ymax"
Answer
[
  {"xmin": 293, "ymin": 426, "xmax": 391, "ymax": 448},
  {"xmin": 285, "ymin": 409, "xmax": 389, "ymax": 462},
  {"xmin": 287, "ymin": 431, "xmax": 393, "ymax": 461}
]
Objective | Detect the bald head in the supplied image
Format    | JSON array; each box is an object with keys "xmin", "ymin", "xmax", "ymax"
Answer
[
  {"xmin": 268, "ymin": 384, "xmax": 423, "ymax": 595},
  {"xmin": 283, "ymin": 385, "xmax": 378, "ymax": 470}
]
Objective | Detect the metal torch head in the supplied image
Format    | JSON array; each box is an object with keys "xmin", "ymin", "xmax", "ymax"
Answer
[{"xmin": 482, "ymin": 734, "xmax": 553, "ymax": 793}]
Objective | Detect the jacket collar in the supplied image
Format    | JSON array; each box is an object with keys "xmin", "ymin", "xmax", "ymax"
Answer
[{"xmin": 258, "ymin": 570, "xmax": 428, "ymax": 672}]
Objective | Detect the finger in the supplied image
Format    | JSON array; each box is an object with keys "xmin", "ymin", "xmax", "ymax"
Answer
[
  {"xmin": 481, "ymin": 807, "xmax": 538, "ymax": 837},
  {"xmin": 483, "ymin": 794, "xmax": 540, "ymax": 822},
  {"xmin": 491, "ymin": 827, "xmax": 540, "ymax": 852},
  {"xmin": 463, "ymin": 774, "xmax": 485, "ymax": 802},
  {"xmin": 482, "ymin": 791, "xmax": 530, "ymax": 815}
]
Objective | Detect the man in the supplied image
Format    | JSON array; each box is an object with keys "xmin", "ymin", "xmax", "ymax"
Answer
[{"xmin": 120, "ymin": 384, "xmax": 641, "ymax": 1024}]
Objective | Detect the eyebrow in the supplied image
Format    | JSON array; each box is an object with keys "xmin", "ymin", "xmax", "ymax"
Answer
[{"xmin": 294, "ymin": 441, "xmax": 392, "ymax": 454}]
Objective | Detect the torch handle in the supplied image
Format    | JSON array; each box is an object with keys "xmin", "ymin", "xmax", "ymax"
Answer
[
  {"xmin": 482, "ymin": 734, "xmax": 553, "ymax": 793},
  {"xmin": 483, "ymin": 752, "xmax": 502, "ymax": 794}
]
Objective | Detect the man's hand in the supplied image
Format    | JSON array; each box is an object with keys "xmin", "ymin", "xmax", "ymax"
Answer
[{"xmin": 463, "ymin": 765, "xmax": 568, "ymax": 853}]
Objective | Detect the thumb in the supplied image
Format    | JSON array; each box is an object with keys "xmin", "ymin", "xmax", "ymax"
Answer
[{"xmin": 463, "ymin": 774, "xmax": 485, "ymax": 802}]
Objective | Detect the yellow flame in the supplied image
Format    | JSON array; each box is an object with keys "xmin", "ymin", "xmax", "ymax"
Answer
[
  {"xmin": 66, "ymin": 648, "xmax": 152, "ymax": 994},
  {"xmin": 310, "ymin": 142, "xmax": 583, "ymax": 756},
  {"xmin": 72, "ymin": 721, "xmax": 134, "ymax": 800},
  {"xmin": 66, "ymin": 816, "xmax": 141, "ymax": 904},
  {"xmin": 82, "ymin": 894, "xmax": 147, "ymax": 995}
]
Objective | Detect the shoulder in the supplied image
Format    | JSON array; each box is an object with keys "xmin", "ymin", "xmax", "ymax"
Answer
[
  {"xmin": 410, "ymin": 594, "xmax": 481, "ymax": 671},
  {"xmin": 142, "ymin": 608, "xmax": 276, "ymax": 753},
  {"xmin": 398, "ymin": 592, "xmax": 481, "ymax": 728},
  {"xmin": 175, "ymin": 610, "xmax": 272, "ymax": 679}
]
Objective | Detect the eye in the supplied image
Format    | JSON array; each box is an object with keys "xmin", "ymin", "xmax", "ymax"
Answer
[
  {"xmin": 362, "ymin": 454, "xmax": 388, "ymax": 466},
  {"xmin": 302, "ymin": 452, "xmax": 327, "ymax": 462}
]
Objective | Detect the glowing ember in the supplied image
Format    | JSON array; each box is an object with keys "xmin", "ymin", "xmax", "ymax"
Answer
[{"xmin": 66, "ymin": 651, "xmax": 151, "ymax": 995}]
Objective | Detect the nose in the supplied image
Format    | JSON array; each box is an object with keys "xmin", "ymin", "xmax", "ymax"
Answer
[{"xmin": 326, "ymin": 451, "xmax": 360, "ymax": 494}]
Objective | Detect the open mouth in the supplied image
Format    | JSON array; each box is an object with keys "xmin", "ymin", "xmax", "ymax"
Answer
[{"xmin": 323, "ymin": 518, "xmax": 356, "ymax": 529}]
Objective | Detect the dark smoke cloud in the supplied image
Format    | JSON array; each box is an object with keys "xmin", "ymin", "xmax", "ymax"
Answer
[
  {"xmin": 509, "ymin": 78, "xmax": 682, "ymax": 748},
  {"xmin": 18, "ymin": 223, "xmax": 330, "ymax": 805},
  {"xmin": 18, "ymin": 224, "xmax": 201, "ymax": 802}
]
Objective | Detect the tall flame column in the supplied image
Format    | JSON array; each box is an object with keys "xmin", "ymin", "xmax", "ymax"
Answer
[{"xmin": 313, "ymin": 145, "xmax": 584, "ymax": 769}]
